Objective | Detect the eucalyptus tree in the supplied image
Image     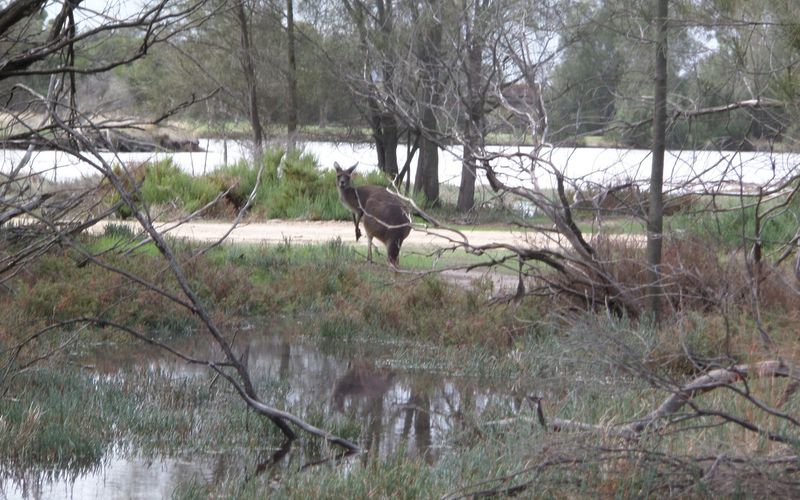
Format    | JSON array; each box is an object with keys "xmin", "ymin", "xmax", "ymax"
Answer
[
  {"xmin": 545, "ymin": 1, "xmax": 628, "ymax": 141},
  {"xmin": 409, "ymin": 0, "xmax": 446, "ymax": 204},
  {"xmin": 448, "ymin": 0, "xmax": 561, "ymax": 212},
  {"xmin": 647, "ymin": 0, "xmax": 668, "ymax": 320},
  {"xmin": 286, "ymin": 0, "xmax": 298, "ymax": 150},
  {"xmin": 452, "ymin": 0, "xmax": 487, "ymax": 212},
  {"xmin": 340, "ymin": 0, "xmax": 403, "ymax": 177},
  {"xmin": 341, "ymin": 0, "xmax": 546, "ymax": 209},
  {"xmin": 682, "ymin": 0, "xmax": 800, "ymax": 148},
  {"xmin": 413, "ymin": 0, "xmax": 800, "ymax": 314},
  {"xmin": 235, "ymin": 0, "xmax": 265, "ymax": 155},
  {"xmin": 419, "ymin": 5, "xmax": 800, "ymax": 482},
  {"xmin": 125, "ymin": 0, "xmax": 329, "ymax": 147}
]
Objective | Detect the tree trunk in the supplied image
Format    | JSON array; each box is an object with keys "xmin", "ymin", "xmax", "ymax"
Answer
[
  {"xmin": 235, "ymin": 0, "xmax": 263, "ymax": 159},
  {"xmin": 457, "ymin": 5, "xmax": 484, "ymax": 213},
  {"xmin": 381, "ymin": 111, "xmax": 399, "ymax": 177},
  {"xmin": 458, "ymin": 126, "xmax": 480, "ymax": 212},
  {"xmin": 346, "ymin": 0, "xmax": 399, "ymax": 177},
  {"xmin": 647, "ymin": 0, "xmax": 668, "ymax": 320},
  {"xmin": 413, "ymin": 0, "xmax": 443, "ymax": 206},
  {"xmin": 415, "ymin": 107, "xmax": 439, "ymax": 204},
  {"xmin": 366, "ymin": 97, "xmax": 398, "ymax": 176},
  {"xmin": 286, "ymin": 0, "xmax": 298, "ymax": 153},
  {"xmin": 376, "ymin": 0, "xmax": 398, "ymax": 177}
]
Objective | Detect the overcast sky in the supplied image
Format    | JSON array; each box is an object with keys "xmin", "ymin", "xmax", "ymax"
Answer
[{"xmin": 46, "ymin": 0, "xmax": 143, "ymax": 25}]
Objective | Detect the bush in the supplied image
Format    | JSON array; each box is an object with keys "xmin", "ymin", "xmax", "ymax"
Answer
[
  {"xmin": 139, "ymin": 160, "xmax": 220, "ymax": 213},
  {"xmin": 669, "ymin": 190, "xmax": 800, "ymax": 252},
  {"xmin": 105, "ymin": 160, "xmax": 220, "ymax": 218},
  {"xmin": 212, "ymin": 148, "xmax": 390, "ymax": 220},
  {"xmin": 210, "ymin": 149, "xmax": 284, "ymax": 211},
  {"xmin": 103, "ymin": 149, "xmax": 401, "ymax": 221}
]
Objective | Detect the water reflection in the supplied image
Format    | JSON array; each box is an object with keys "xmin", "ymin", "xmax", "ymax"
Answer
[
  {"xmin": 1, "ymin": 327, "xmax": 516, "ymax": 499},
  {"xmin": 1, "ymin": 454, "xmax": 216, "ymax": 500},
  {"xmin": 150, "ymin": 329, "xmax": 513, "ymax": 461}
]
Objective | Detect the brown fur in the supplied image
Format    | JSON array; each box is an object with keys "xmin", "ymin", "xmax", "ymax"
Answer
[{"xmin": 334, "ymin": 162, "xmax": 412, "ymax": 267}]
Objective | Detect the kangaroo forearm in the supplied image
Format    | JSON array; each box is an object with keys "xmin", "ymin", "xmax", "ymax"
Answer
[{"xmin": 353, "ymin": 213, "xmax": 362, "ymax": 241}]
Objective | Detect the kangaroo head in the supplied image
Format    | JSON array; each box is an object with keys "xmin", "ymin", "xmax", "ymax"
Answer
[{"xmin": 334, "ymin": 161, "xmax": 358, "ymax": 190}]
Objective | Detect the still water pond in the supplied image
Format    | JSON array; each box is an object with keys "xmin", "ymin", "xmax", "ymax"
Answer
[{"xmin": 1, "ymin": 326, "xmax": 518, "ymax": 499}]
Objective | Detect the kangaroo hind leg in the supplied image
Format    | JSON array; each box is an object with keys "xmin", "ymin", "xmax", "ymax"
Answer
[{"xmin": 387, "ymin": 238, "xmax": 402, "ymax": 268}]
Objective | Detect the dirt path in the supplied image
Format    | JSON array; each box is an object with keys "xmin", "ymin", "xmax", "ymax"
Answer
[{"xmin": 95, "ymin": 219, "xmax": 552, "ymax": 249}]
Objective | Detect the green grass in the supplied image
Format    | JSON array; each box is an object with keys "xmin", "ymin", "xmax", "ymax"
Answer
[
  {"xmin": 85, "ymin": 222, "xmax": 162, "ymax": 257},
  {"xmin": 0, "ymin": 369, "xmax": 120, "ymax": 469},
  {"xmin": 399, "ymin": 245, "xmax": 519, "ymax": 274},
  {"xmin": 139, "ymin": 160, "xmax": 220, "ymax": 212}
]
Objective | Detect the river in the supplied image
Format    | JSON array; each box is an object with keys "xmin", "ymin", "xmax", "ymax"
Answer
[{"xmin": 1, "ymin": 139, "xmax": 797, "ymax": 193}]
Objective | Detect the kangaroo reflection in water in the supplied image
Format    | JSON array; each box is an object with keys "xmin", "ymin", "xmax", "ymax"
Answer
[{"xmin": 332, "ymin": 360, "xmax": 433, "ymax": 460}]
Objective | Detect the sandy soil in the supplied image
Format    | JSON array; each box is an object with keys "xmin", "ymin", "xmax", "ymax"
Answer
[{"xmin": 95, "ymin": 219, "xmax": 556, "ymax": 249}]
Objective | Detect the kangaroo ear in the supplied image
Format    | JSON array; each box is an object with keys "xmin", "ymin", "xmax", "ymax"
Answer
[
  {"xmin": 347, "ymin": 163, "xmax": 358, "ymax": 174},
  {"xmin": 334, "ymin": 161, "xmax": 342, "ymax": 172}
]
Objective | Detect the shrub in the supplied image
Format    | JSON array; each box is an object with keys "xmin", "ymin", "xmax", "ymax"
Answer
[
  {"xmin": 563, "ymin": 234, "xmax": 799, "ymax": 319},
  {"xmin": 213, "ymin": 148, "xmax": 391, "ymax": 220},
  {"xmin": 210, "ymin": 149, "xmax": 284, "ymax": 212},
  {"xmin": 266, "ymin": 151, "xmax": 389, "ymax": 220},
  {"xmin": 101, "ymin": 149, "xmax": 404, "ymax": 221},
  {"xmin": 669, "ymin": 189, "xmax": 800, "ymax": 252},
  {"xmin": 104, "ymin": 160, "xmax": 220, "ymax": 218},
  {"xmin": 139, "ymin": 159, "xmax": 219, "ymax": 213}
]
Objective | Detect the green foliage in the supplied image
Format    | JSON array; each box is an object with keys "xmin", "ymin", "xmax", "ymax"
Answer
[
  {"xmin": 103, "ymin": 222, "xmax": 136, "ymax": 239},
  {"xmin": 546, "ymin": 3, "xmax": 626, "ymax": 140},
  {"xmin": 669, "ymin": 191, "xmax": 800, "ymax": 251},
  {"xmin": 213, "ymin": 149, "xmax": 326, "ymax": 218},
  {"xmin": 258, "ymin": 151, "xmax": 344, "ymax": 219},
  {"xmin": 139, "ymin": 160, "xmax": 220, "ymax": 212},
  {"xmin": 115, "ymin": 149, "xmax": 396, "ymax": 221},
  {"xmin": 105, "ymin": 160, "xmax": 219, "ymax": 218},
  {"xmin": 252, "ymin": 151, "xmax": 389, "ymax": 220},
  {"xmin": 542, "ymin": 0, "xmax": 800, "ymax": 149},
  {"xmin": 210, "ymin": 149, "xmax": 284, "ymax": 210}
]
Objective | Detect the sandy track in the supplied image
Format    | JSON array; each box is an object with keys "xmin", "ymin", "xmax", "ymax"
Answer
[{"xmin": 95, "ymin": 219, "xmax": 552, "ymax": 249}]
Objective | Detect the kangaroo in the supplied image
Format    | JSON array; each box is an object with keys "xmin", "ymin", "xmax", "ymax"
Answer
[
  {"xmin": 334, "ymin": 162, "xmax": 412, "ymax": 267},
  {"xmin": 331, "ymin": 360, "xmax": 395, "ymax": 412}
]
